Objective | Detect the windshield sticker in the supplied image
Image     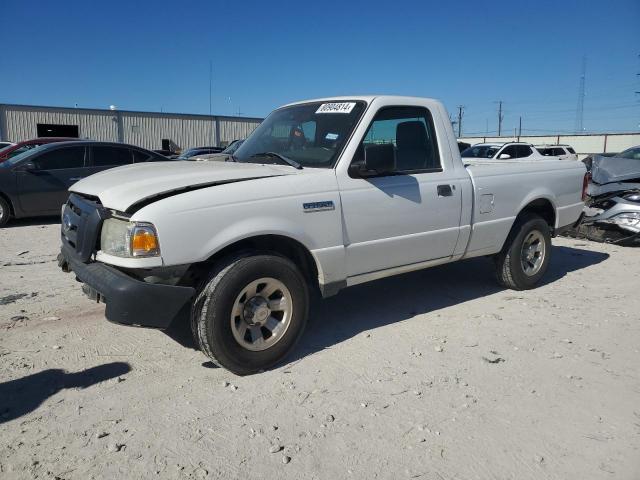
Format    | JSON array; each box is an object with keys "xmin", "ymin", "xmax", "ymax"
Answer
[
  {"xmin": 325, "ymin": 133, "xmax": 339, "ymax": 140},
  {"xmin": 316, "ymin": 102, "xmax": 356, "ymax": 114}
]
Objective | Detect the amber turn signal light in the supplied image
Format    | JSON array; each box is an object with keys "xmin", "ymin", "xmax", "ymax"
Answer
[{"xmin": 130, "ymin": 225, "xmax": 160, "ymax": 257}]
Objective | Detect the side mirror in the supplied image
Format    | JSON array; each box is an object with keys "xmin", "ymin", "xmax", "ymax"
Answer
[
  {"xmin": 21, "ymin": 161, "xmax": 37, "ymax": 171},
  {"xmin": 498, "ymin": 153, "xmax": 511, "ymax": 159}
]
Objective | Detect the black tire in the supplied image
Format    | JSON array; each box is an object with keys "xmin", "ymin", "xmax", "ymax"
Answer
[
  {"xmin": 191, "ymin": 254, "xmax": 309, "ymax": 375},
  {"xmin": 0, "ymin": 196, "xmax": 10, "ymax": 228},
  {"xmin": 494, "ymin": 214, "xmax": 551, "ymax": 290}
]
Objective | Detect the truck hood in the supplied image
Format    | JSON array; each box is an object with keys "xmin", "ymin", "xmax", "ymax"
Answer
[{"xmin": 70, "ymin": 161, "xmax": 298, "ymax": 212}]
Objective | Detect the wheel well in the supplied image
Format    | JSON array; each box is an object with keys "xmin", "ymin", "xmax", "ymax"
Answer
[
  {"xmin": 518, "ymin": 198, "xmax": 555, "ymax": 230},
  {"xmin": 186, "ymin": 235, "xmax": 319, "ymax": 290},
  {"xmin": 0, "ymin": 192, "xmax": 15, "ymax": 216}
]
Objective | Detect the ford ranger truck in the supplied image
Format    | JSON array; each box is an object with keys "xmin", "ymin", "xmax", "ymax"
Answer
[{"xmin": 58, "ymin": 96, "xmax": 587, "ymax": 375}]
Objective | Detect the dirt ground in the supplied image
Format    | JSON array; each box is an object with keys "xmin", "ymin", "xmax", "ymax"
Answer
[{"xmin": 1, "ymin": 219, "xmax": 639, "ymax": 480}]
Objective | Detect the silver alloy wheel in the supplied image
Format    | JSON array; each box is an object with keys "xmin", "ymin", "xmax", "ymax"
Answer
[
  {"xmin": 230, "ymin": 277, "xmax": 293, "ymax": 352},
  {"xmin": 0, "ymin": 203, "xmax": 4, "ymax": 222},
  {"xmin": 520, "ymin": 229, "xmax": 546, "ymax": 276}
]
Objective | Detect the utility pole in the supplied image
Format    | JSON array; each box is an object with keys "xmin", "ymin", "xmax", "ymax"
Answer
[
  {"xmin": 456, "ymin": 105, "xmax": 464, "ymax": 137},
  {"xmin": 518, "ymin": 116, "xmax": 522, "ymax": 137},
  {"xmin": 209, "ymin": 60, "xmax": 214, "ymax": 145},
  {"xmin": 496, "ymin": 101, "xmax": 504, "ymax": 136},
  {"xmin": 575, "ymin": 56, "xmax": 586, "ymax": 133}
]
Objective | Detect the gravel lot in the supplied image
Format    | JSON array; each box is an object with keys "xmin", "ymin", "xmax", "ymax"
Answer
[{"xmin": 1, "ymin": 219, "xmax": 639, "ymax": 479}]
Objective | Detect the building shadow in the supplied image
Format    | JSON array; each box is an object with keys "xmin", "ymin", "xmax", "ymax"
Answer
[{"xmin": 0, "ymin": 362, "xmax": 130, "ymax": 423}]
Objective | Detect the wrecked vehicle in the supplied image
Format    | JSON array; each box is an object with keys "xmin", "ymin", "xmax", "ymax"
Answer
[{"xmin": 573, "ymin": 147, "xmax": 640, "ymax": 245}]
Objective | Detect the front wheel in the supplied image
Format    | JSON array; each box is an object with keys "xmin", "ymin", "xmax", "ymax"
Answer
[
  {"xmin": 191, "ymin": 254, "xmax": 309, "ymax": 375},
  {"xmin": 0, "ymin": 196, "xmax": 10, "ymax": 227},
  {"xmin": 494, "ymin": 214, "xmax": 551, "ymax": 290}
]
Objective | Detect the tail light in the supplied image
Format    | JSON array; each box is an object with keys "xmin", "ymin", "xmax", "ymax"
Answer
[{"xmin": 581, "ymin": 172, "xmax": 591, "ymax": 201}]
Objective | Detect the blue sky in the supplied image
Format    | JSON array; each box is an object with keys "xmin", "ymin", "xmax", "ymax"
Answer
[{"xmin": 1, "ymin": 0, "xmax": 638, "ymax": 135}]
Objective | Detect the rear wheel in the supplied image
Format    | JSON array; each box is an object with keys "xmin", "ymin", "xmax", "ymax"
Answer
[
  {"xmin": 0, "ymin": 197, "xmax": 10, "ymax": 227},
  {"xmin": 191, "ymin": 254, "xmax": 309, "ymax": 375},
  {"xmin": 494, "ymin": 214, "xmax": 551, "ymax": 290}
]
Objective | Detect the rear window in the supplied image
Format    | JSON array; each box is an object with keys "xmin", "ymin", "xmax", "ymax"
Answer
[
  {"xmin": 567, "ymin": 147, "xmax": 576, "ymax": 154},
  {"xmin": 132, "ymin": 149, "xmax": 153, "ymax": 162},
  {"xmin": 92, "ymin": 146, "xmax": 133, "ymax": 166}
]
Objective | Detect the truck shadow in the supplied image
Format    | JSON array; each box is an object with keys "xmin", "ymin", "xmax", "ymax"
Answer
[
  {"xmin": 289, "ymin": 245, "xmax": 609, "ymax": 363},
  {"xmin": 162, "ymin": 245, "xmax": 609, "ymax": 364},
  {"xmin": 0, "ymin": 362, "xmax": 130, "ymax": 423}
]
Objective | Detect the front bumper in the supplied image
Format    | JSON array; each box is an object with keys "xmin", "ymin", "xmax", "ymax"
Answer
[{"xmin": 59, "ymin": 245, "xmax": 195, "ymax": 329}]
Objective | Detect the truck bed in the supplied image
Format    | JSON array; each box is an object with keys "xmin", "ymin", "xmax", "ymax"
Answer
[{"xmin": 461, "ymin": 159, "xmax": 586, "ymax": 258}]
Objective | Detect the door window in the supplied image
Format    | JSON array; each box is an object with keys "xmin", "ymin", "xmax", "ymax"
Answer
[
  {"xmin": 33, "ymin": 146, "xmax": 85, "ymax": 170},
  {"xmin": 500, "ymin": 145, "xmax": 519, "ymax": 158},
  {"xmin": 516, "ymin": 145, "xmax": 533, "ymax": 158},
  {"xmin": 553, "ymin": 147, "xmax": 567, "ymax": 156},
  {"xmin": 92, "ymin": 146, "xmax": 133, "ymax": 166},
  {"xmin": 355, "ymin": 106, "xmax": 441, "ymax": 172}
]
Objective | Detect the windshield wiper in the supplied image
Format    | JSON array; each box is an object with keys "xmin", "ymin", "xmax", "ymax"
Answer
[{"xmin": 250, "ymin": 152, "xmax": 303, "ymax": 169}]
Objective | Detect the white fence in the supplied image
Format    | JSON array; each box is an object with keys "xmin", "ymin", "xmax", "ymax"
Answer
[{"xmin": 458, "ymin": 132, "xmax": 640, "ymax": 159}]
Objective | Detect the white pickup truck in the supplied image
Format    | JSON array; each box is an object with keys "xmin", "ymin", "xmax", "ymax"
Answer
[{"xmin": 58, "ymin": 96, "xmax": 587, "ymax": 374}]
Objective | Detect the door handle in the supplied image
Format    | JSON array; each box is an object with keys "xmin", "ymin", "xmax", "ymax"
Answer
[
  {"xmin": 69, "ymin": 177, "xmax": 84, "ymax": 182},
  {"xmin": 437, "ymin": 184, "xmax": 453, "ymax": 197}
]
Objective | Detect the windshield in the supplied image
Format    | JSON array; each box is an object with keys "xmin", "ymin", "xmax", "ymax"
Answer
[
  {"xmin": 2, "ymin": 144, "xmax": 48, "ymax": 166},
  {"xmin": 618, "ymin": 147, "xmax": 640, "ymax": 160},
  {"xmin": 461, "ymin": 145, "xmax": 500, "ymax": 158},
  {"xmin": 234, "ymin": 101, "xmax": 366, "ymax": 168},
  {"xmin": 223, "ymin": 140, "xmax": 243, "ymax": 154},
  {"xmin": 178, "ymin": 148, "xmax": 200, "ymax": 159}
]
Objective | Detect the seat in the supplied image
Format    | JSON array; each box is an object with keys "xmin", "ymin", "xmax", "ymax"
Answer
[{"xmin": 395, "ymin": 121, "xmax": 433, "ymax": 171}]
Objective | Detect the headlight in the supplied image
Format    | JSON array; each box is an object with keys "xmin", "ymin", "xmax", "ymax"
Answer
[
  {"xmin": 623, "ymin": 192, "xmax": 640, "ymax": 203},
  {"xmin": 101, "ymin": 218, "xmax": 160, "ymax": 257},
  {"xmin": 608, "ymin": 212, "xmax": 640, "ymax": 233}
]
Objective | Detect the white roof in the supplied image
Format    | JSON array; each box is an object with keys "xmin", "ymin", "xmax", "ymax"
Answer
[{"xmin": 283, "ymin": 95, "xmax": 439, "ymax": 108}]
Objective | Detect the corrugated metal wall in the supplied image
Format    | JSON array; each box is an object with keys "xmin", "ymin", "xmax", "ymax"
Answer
[
  {"xmin": 121, "ymin": 113, "xmax": 216, "ymax": 150},
  {"xmin": 0, "ymin": 104, "xmax": 118, "ymax": 142},
  {"xmin": 0, "ymin": 104, "xmax": 262, "ymax": 150},
  {"xmin": 218, "ymin": 117, "xmax": 264, "ymax": 144}
]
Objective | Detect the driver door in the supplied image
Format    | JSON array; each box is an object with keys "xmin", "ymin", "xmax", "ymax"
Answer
[
  {"xmin": 337, "ymin": 106, "xmax": 463, "ymax": 278},
  {"xmin": 16, "ymin": 145, "xmax": 87, "ymax": 215}
]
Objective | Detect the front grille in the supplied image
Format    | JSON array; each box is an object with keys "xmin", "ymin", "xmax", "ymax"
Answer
[{"xmin": 61, "ymin": 193, "xmax": 109, "ymax": 263}]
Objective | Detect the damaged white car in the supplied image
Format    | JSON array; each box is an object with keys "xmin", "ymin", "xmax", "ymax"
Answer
[{"xmin": 576, "ymin": 146, "xmax": 640, "ymax": 245}]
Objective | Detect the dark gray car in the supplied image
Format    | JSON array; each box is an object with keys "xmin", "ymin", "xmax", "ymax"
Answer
[{"xmin": 0, "ymin": 141, "xmax": 171, "ymax": 227}]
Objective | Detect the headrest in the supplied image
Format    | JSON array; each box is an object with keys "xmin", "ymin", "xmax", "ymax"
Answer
[{"xmin": 396, "ymin": 121, "xmax": 428, "ymax": 148}]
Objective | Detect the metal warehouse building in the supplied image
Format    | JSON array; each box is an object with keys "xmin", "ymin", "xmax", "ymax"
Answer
[{"xmin": 0, "ymin": 104, "xmax": 263, "ymax": 151}]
